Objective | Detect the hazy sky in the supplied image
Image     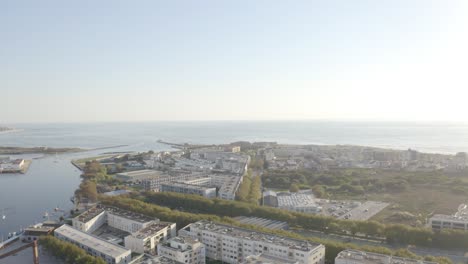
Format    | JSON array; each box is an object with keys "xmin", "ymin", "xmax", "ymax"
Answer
[{"xmin": 2, "ymin": 0, "xmax": 467, "ymax": 123}]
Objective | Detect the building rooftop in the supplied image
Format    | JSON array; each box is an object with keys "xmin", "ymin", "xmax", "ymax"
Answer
[
  {"xmin": 161, "ymin": 236, "xmax": 201, "ymax": 253},
  {"xmin": 54, "ymin": 225, "xmax": 130, "ymax": 258},
  {"xmin": 277, "ymin": 192, "xmax": 318, "ymax": 208},
  {"xmin": 104, "ymin": 205, "xmax": 155, "ymax": 223},
  {"xmin": 161, "ymin": 181, "xmax": 216, "ymax": 191},
  {"xmin": 234, "ymin": 216, "xmax": 288, "ymax": 230},
  {"xmin": 335, "ymin": 250, "xmax": 438, "ymax": 264},
  {"xmin": 132, "ymin": 221, "xmax": 174, "ymax": 239},
  {"xmin": 76, "ymin": 205, "xmax": 154, "ymax": 224},
  {"xmin": 117, "ymin": 169, "xmax": 163, "ymax": 179},
  {"xmin": 76, "ymin": 206, "xmax": 106, "ymax": 223},
  {"xmin": 22, "ymin": 224, "xmax": 54, "ymax": 236},
  {"xmin": 184, "ymin": 220, "xmax": 320, "ymax": 252},
  {"xmin": 103, "ymin": 190, "xmax": 132, "ymax": 196},
  {"xmin": 243, "ymin": 253, "xmax": 299, "ymax": 264},
  {"xmin": 217, "ymin": 175, "xmax": 243, "ymax": 195},
  {"xmin": 431, "ymin": 204, "xmax": 468, "ymax": 222}
]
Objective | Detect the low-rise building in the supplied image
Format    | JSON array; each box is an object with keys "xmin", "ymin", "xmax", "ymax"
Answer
[
  {"xmin": 161, "ymin": 182, "xmax": 217, "ymax": 198},
  {"xmin": 158, "ymin": 236, "xmax": 206, "ymax": 264},
  {"xmin": 141, "ymin": 173, "xmax": 201, "ymax": 192},
  {"xmin": 179, "ymin": 220, "xmax": 325, "ymax": 264},
  {"xmin": 21, "ymin": 224, "xmax": 54, "ymax": 242},
  {"xmin": 54, "ymin": 224, "xmax": 132, "ymax": 264},
  {"xmin": 276, "ymin": 191, "xmax": 322, "ymax": 214},
  {"xmin": 72, "ymin": 205, "xmax": 176, "ymax": 254},
  {"xmin": 216, "ymin": 175, "xmax": 243, "ymax": 200},
  {"xmin": 429, "ymin": 204, "xmax": 468, "ymax": 231},
  {"xmin": 125, "ymin": 221, "xmax": 176, "ymax": 254},
  {"xmin": 72, "ymin": 205, "xmax": 156, "ymax": 234},
  {"xmin": 334, "ymin": 250, "xmax": 437, "ymax": 264},
  {"xmin": 116, "ymin": 169, "xmax": 164, "ymax": 183},
  {"xmin": 0, "ymin": 158, "xmax": 25, "ymax": 172}
]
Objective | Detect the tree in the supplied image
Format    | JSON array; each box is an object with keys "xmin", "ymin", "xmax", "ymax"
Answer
[
  {"xmin": 40, "ymin": 236, "xmax": 106, "ymax": 264},
  {"xmin": 312, "ymin": 185, "xmax": 326, "ymax": 198},
  {"xmin": 75, "ymin": 180, "xmax": 98, "ymax": 203},
  {"xmin": 290, "ymin": 183, "xmax": 300, "ymax": 192}
]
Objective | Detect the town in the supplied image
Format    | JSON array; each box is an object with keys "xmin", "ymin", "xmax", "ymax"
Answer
[{"xmin": 1, "ymin": 141, "xmax": 467, "ymax": 264}]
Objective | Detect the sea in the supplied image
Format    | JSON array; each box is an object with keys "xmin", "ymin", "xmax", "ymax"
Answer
[{"xmin": 1, "ymin": 121, "xmax": 468, "ymax": 240}]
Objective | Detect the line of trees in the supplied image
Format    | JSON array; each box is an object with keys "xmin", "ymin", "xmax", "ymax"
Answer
[
  {"xmin": 262, "ymin": 169, "xmax": 467, "ymax": 196},
  {"xmin": 99, "ymin": 195, "xmax": 451, "ymax": 264},
  {"xmin": 139, "ymin": 191, "xmax": 468, "ymax": 250},
  {"xmin": 236, "ymin": 170, "xmax": 261, "ymax": 204},
  {"xmin": 39, "ymin": 235, "xmax": 106, "ymax": 264}
]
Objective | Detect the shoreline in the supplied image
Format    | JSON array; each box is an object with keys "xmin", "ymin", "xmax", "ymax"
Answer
[{"xmin": 0, "ymin": 129, "xmax": 24, "ymax": 134}]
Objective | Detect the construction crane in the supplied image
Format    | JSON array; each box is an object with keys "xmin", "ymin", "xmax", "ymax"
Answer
[{"xmin": 0, "ymin": 240, "xmax": 39, "ymax": 264}]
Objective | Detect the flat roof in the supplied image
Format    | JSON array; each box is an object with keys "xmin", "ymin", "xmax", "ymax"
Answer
[
  {"xmin": 76, "ymin": 206, "xmax": 106, "ymax": 223},
  {"xmin": 75, "ymin": 205, "xmax": 154, "ymax": 224},
  {"xmin": 132, "ymin": 221, "xmax": 174, "ymax": 239},
  {"xmin": 54, "ymin": 225, "xmax": 130, "ymax": 258},
  {"xmin": 161, "ymin": 181, "xmax": 216, "ymax": 191},
  {"xmin": 335, "ymin": 250, "xmax": 438, "ymax": 264},
  {"xmin": 117, "ymin": 169, "xmax": 163, "ymax": 178},
  {"xmin": 277, "ymin": 192, "xmax": 318, "ymax": 208},
  {"xmin": 244, "ymin": 253, "xmax": 298, "ymax": 264},
  {"xmin": 104, "ymin": 205, "xmax": 155, "ymax": 223},
  {"xmin": 184, "ymin": 220, "xmax": 321, "ymax": 252},
  {"xmin": 431, "ymin": 213, "xmax": 468, "ymax": 222}
]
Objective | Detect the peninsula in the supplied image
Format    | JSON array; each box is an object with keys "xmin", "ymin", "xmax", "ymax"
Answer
[{"xmin": 0, "ymin": 146, "xmax": 84, "ymax": 155}]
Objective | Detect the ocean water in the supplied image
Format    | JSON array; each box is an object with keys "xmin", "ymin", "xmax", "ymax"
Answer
[{"xmin": 1, "ymin": 121, "xmax": 468, "ymax": 238}]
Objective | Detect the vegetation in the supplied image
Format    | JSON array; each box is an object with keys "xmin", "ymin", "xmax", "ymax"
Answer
[
  {"xmin": 39, "ymin": 235, "xmax": 106, "ymax": 264},
  {"xmin": 249, "ymin": 155, "xmax": 265, "ymax": 170},
  {"xmin": 262, "ymin": 168, "xmax": 468, "ymax": 225},
  {"xmin": 100, "ymin": 195, "xmax": 451, "ymax": 264},
  {"xmin": 237, "ymin": 170, "xmax": 262, "ymax": 204},
  {"xmin": 137, "ymin": 191, "xmax": 468, "ymax": 251},
  {"xmin": 74, "ymin": 180, "xmax": 98, "ymax": 203}
]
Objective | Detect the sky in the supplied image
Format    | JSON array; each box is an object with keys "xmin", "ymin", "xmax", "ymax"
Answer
[{"xmin": 1, "ymin": 0, "xmax": 468, "ymax": 123}]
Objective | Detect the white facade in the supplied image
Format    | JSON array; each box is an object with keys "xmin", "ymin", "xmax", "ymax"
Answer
[
  {"xmin": 179, "ymin": 221, "xmax": 325, "ymax": 264},
  {"xmin": 161, "ymin": 182, "xmax": 217, "ymax": 198},
  {"xmin": 54, "ymin": 225, "xmax": 132, "ymax": 264},
  {"xmin": 107, "ymin": 212, "xmax": 149, "ymax": 233},
  {"xmin": 72, "ymin": 208, "xmax": 107, "ymax": 233},
  {"xmin": 429, "ymin": 204, "xmax": 468, "ymax": 231},
  {"xmin": 124, "ymin": 222, "xmax": 176, "ymax": 254},
  {"xmin": 158, "ymin": 236, "xmax": 206, "ymax": 264}
]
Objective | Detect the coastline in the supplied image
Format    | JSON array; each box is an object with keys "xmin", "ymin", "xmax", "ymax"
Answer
[{"xmin": 0, "ymin": 129, "xmax": 24, "ymax": 134}]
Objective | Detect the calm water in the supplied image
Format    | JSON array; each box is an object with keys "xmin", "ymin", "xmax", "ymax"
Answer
[{"xmin": 1, "ymin": 121, "xmax": 468, "ymax": 239}]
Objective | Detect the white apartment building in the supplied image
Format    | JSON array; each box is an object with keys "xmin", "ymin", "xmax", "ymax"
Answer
[
  {"xmin": 161, "ymin": 182, "xmax": 217, "ymax": 198},
  {"xmin": 125, "ymin": 221, "xmax": 176, "ymax": 254},
  {"xmin": 141, "ymin": 173, "xmax": 202, "ymax": 192},
  {"xmin": 158, "ymin": 236, "xmax": 206, "ymax": 264},
  {"xmin": 72, "ymin": 205, "xmax": 176, "ymax": 254},
  {"xmin": 54, "ymin": 225, "xmax": 132, "ymax": 264},
  {"xmin": 72, "ymin": 205, "xmax": 155, "ymax": 233},
  {"xmin": 179, "ymin": 220, "xmax": 325, "ymax": 264},
  {"xmin": 335, "ymin": 250, "xmax": 437, "ymax": 264},
  {"xmin": 429, "ymin": 204, "xmax": 468, "ymax": 231}
]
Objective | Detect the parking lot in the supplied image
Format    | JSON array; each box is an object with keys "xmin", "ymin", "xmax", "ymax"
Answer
[{"xmin": 337, "ymin": 201, "xmax": 389, "ymax": 221}]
